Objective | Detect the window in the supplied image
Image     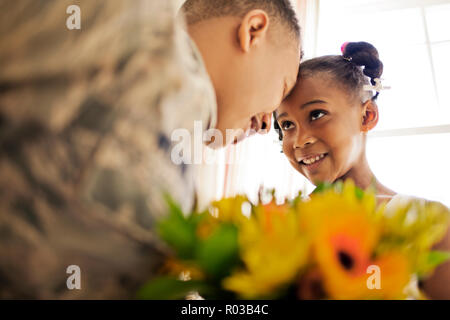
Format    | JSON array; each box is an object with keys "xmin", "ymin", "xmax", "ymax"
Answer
[
  {"xmin": 316, "ymin": 0, "xmax": 450, "ymax": 205},
  {"xmin": 316, "ymin": 0, "xmax": 450, "ymax": 130}
]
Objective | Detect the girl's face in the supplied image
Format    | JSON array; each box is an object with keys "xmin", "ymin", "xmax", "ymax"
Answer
[{"xmin": 277, "ymin": 75, "xmax": 367, "ymax": 185}]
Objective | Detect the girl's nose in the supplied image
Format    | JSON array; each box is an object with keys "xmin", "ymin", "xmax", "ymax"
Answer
[{"xmin": 293, "ymin": 131, "xmax": 316, "ymax": 149}]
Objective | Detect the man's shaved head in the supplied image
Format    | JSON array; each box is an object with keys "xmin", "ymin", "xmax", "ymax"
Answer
[{"xmin": 181, "ymin": 0, "xmax": 300, "ymax": 40}]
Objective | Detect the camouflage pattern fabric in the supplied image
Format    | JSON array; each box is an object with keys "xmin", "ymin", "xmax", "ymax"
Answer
[{"xmin": 0, "ymin": 0, "xmax": 216, "ymax": 298}]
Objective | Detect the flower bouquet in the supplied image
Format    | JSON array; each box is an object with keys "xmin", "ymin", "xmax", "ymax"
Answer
[{"xmin": 138, "ymin": 180, "xmax": 450, "ymax": 300}]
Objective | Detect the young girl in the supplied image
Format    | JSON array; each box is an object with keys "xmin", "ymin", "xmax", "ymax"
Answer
[{"xmin": 275, "ymin": 42, "xmax": 450, "ymax": 299}]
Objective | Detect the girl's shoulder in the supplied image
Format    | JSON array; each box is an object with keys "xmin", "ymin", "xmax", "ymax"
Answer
[
  {"xmin": 385, "ymin": 194, "xmax": 448, "ymax": 211},
  {"xmin": 385, "ymin": 194, "xmax": 450, "ymax": 215}
]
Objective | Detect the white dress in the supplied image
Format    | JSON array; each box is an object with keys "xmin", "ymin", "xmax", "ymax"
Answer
[{"xmin": 384, "ymin": 194, "xmax": 449, "ymax": 299}]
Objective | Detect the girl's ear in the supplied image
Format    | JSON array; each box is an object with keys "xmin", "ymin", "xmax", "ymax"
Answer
[
  {"xmin": 238, "ymin": 9, "xmax": 270, "ymax": 53},
  {"xmin": 361, "ymin": 100, "xmax": 379, "ymax": 132}
]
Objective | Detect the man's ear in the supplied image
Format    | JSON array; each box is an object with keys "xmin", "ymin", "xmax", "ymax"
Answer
[
  {"xmin": 361, "ymin": 100, "xmax": 379, "ymax": 132},
  {"xmin": 238, "ymin": 10, "xmax": 270, "ymax": 52}
]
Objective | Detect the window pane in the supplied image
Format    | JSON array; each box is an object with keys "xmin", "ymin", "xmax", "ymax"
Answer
[
  {"xmin": 316, "ymin": 3, "xmax": 450, "ymax": 129},
  {"xmin": 376, "ymin": 43, "xmax": 440, "ymax": 130},
  {"xmin": 367, "ymin": 133, "xmax": 450, "ymax": 206},
  {"xmin": 317, "ymin": 7, "xmax": 426, "ymax": 54},
  {"xmin": 432, "ymin": 42, "xmax": 450, "ymax": 118},
  {"xmin": 426, "ymin": 3, "xmax": 450, "ymax": 42}
]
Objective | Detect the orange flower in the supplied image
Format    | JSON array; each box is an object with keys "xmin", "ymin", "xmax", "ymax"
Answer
[
  {"xmin": 371, "ymin": 251, "xmax": 411, "ymax": 299},
  {"xmin": 314, "ymin": 221, "xmax": 410, "ymax": 299},
  {"xmin": 313, "ymin": 212, "xmax": 377, "ymax": 299},
  {"xmin": 261, "ymin": 202, "xmax": 290, "ymax": 234},
  {"xmin": 299, "ymin": 181, "xmax": 411, "ymax": 299}
]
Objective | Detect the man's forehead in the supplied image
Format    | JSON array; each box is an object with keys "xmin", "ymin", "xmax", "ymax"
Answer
[
  {"xmin": 285, "ymin": 49, "xmax": 301, "ymax": 77},
  {"xmin": 286, "ymin": 69, "xmax": 299, "ymax": 95}
]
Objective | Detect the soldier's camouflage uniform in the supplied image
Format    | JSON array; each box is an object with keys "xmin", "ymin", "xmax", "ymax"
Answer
[{"xmin": 0, "ymin": 0, "xmax": 217, "ymax": 298}]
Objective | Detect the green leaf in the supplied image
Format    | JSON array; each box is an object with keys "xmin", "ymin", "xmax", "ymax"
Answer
[
  {"xmin": 158, "ymin": 194, "xmax": 198, "ymax": 259},
  {"xmin": 163, "ymin": 193, "xmax": 184, "ymax": 218},
  {"xmin": 196, "ymin": 223, "xmax": 240, "ymax": 280},
  {"xmin": 354, "ymin": 186, "xmax": 364, "ymax": 200},
  {"xmin": 312, "ymin": 181, "xmax": 365, "ymax": 199},
  {"xmin": 137, "ymin": 276, "xmax": 212, "ymax": 300},
  {"xmin": 158, "ymin": 217, "xmax": 197, "ymax": 259},
  {"xmin": 312, "ymin": 182, "xmax": 334, "ymax": 195},
  {"xmin": 290, "ymin": 190, "xmax": 303, "ymax": 208},
  {"xmin": 187, "ymin": 210, "xmax": 207, "ymax": 226},
  {"xmin": 427, "ymin": 250, "xmax": 450, "ymax": 269}
]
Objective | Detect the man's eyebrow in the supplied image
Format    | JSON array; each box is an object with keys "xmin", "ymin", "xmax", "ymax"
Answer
[{"xmin": 301, "ymin": 99, "xmax": 327, "ymax": 109}]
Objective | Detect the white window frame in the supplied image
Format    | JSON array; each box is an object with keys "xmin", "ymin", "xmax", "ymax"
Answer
[{"xmin": 312, "ymin": 0, "xmax": 450, "ymax": 138}]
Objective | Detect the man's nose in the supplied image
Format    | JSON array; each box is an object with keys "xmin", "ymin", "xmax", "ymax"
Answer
[
  {"xmin": 252, "ymin": 113, "xmax": 272, "ymax": 135},
  {"xmin": 260, "ymin": 113, "xmax": 272, "ymax": 133}
]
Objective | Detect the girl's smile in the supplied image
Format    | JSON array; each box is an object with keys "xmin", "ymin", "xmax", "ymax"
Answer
[
  {"xmin": 277, "ymin": 74, "xmax": 367, "ymax": 185},
  {"xmin": 296, "ymin": 152, "xmax": 329, "ymax": 175}
]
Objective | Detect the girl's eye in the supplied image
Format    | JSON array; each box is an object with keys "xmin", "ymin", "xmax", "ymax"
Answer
[
  {"xmin": 310, "ymin": 110, "xmax": 326, "ymax": 121},
  {"xmin": 281, "ymin": 120, "xmax": 294, "ymax": 131}
]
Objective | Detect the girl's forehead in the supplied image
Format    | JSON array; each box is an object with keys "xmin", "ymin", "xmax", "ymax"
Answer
[
  {"xmin": 292, "ymin": 76, "xmax": 346, "ymax": 102},
  {"xmin": 296, "ymin": 73, "xmax": 337, "ymax": 91},
  {"xmin": 278, "ymin": 77, "xmax": 355, "ymax": 115},
  {"xmin": 297, "ymin": 72, "xmax": 364, "ymax": 103}
]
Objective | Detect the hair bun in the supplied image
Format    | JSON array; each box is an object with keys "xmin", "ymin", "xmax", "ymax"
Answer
[{"xmin": 342, "ymin": 41, "xmax": 383, "ymax": 84}]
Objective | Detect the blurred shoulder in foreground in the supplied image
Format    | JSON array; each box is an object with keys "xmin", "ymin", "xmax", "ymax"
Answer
[{"xmin": 0, "ymin": 0, "xmax": 216, "ymax": 298}]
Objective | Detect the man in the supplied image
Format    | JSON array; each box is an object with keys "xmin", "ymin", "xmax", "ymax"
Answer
[
  {"xmin": 0, "ymin": 0, "xmax": 301, "ymax": 298},
  {"xmin": 181, "ymin": 0, "xmax": 301, "ymax": 144}
]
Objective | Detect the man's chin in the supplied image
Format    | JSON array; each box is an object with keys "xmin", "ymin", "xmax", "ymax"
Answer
[
  {"xmin": 203, "ymin": 126, "xmax": 228, "ymax": 149},
  {"xmin": 231, "ymin": 132, "xmax": 249, "ymax": 145},
  {"xmin": 207, "ymin": 133, "xmax": 246, "ymax": 149},
  {"xmin": 204, "ymin": 139, "xmax": 224, "ymax": 149},
  {"xmin": 208, "ymin": 126, "xmax": 249, "ymax": 148}
]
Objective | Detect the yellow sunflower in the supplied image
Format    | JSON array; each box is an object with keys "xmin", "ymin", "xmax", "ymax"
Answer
[
  {"xmin": 211, "ymin": 195, "xmax": 251, "ymax": 224},
  {"xmin": 223, "ymin": 202, "xmax": 309, "ymax": 299},
  {"xmin": 196, "ymin": 196, "xmax": 250, "ymax": 239}
]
